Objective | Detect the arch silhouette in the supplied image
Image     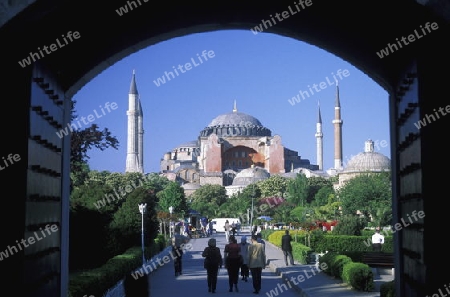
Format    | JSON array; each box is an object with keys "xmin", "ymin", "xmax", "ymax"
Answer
[{"xmin": 0, "ymin": 1, "xmax": 449, "ymax": 296}]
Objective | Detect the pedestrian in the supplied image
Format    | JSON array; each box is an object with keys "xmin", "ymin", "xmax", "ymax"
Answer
[
  {"xmin": 202, "ymin": 238, "xmax": 223, "ymax": 293},
  {"xmin": 224, "ymin": 220, "xmax": 231, "ymax": 242},
  {"xmin": 239, "ymin": 235, "xmax": 250, "ymax": 282},
  {"xmin": 236, "ymin": 222, "xmax": 241, "ymax": 235},
  {"xmin": 256, "ymin": 232, "xmax": 266, "ymax": 250},
  {"xmin": 171, "ymin": 232, "xmax": 186, "ymax": 276},
  {"xmin": 281, "ymin": 229, "xmax": 295, "ymax": 266},
  {"xmin": 224, "ymin": 235, "xmax": 242, "ymax": 292},
  {"xmin": 252, "ymin": 224, "xmax": 257, "ymax": 236},
  {"xmin": 208, "ymin": 219, "xmax": 214, "ymax": 236},
  {"xmin": 372, "ymin": 227, "xmax": 385, "ymax": 252},
  {"xmin": 248, "ymin": 234, "xmax": 266, "ymax": 294},
  {"xmin": 231, "ymin": 221, "xmax": 237, "ymax": 236}
]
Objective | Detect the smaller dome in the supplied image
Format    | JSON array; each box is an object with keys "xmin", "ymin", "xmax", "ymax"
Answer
[
  {"xmin": 344, "ymin": 140, "xmax": 391, "ymax": 172},
  {"xmin": 232, "ymin": 166, "xmax": 270, "ymax": 186}
]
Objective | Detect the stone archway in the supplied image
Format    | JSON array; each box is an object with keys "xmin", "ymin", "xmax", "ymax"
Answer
[{"xmin": 1, "ymin": 1, "xmax": 449, "ymax": 296}]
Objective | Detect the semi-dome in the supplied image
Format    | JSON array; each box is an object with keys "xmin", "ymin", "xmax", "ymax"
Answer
[
  {"xmin": 344, "ymin": 140, "xmax": 391, "ymax": 172},
  {"xmin": 232, "ymin": 166, "xmax": 270, "ymax": 186},
  {"xmin": 200, "ymin": 102, "xmax": 271, "ymax": 137}
]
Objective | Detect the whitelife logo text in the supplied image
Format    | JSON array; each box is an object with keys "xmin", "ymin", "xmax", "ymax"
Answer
[{"xmin": 18, "ymin": 31, "xmax": 81, "ymax": 68}]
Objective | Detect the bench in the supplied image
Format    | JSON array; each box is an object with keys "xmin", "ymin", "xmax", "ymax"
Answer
[{"xmin": 361, "ymin": 252, "xmax": 394, "ymax": 268}]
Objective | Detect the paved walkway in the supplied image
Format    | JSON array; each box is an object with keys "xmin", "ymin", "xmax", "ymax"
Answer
[{"xmin": 137, "ymin": 231, "xmax": 394, "ymax": 297}]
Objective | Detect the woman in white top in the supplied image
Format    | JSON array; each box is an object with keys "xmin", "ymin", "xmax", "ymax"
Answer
[{"xmin": 239, "ymin": 236, "xmax": 250, "ymax": 282}]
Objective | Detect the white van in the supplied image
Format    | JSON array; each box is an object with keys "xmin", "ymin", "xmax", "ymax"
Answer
[{"xmin": 211, "ymin": 218, "xmax": 241, "ymax": 233}]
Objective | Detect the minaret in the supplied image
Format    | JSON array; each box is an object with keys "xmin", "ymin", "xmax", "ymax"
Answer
[
  {"xmin": 332, "ymin": 81, "xmax": 343, "ymax": 170},
  {"xmin": 315, "ymin": 100, "xmax": 323, "ymax": 170},
  {"xmin": 126, "ymin": 70, "xmax": 144, "ymax": 173},
  {"xmin": 137, "ymin": 99, "xmax": 144, "ymax": 172},
  {"xmin": 233, "ymin": 99, "xmax": 238, "ymax": 113}
]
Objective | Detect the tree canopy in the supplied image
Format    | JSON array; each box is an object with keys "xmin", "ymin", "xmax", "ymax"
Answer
[{"xmin": 338, "ymin": 172, "xmax": 392, "ymax": 227}]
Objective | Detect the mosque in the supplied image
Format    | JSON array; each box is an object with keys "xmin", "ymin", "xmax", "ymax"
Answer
[{"xmin": 124, "ymin": 71, "xmax": 390, "ymax": 196}]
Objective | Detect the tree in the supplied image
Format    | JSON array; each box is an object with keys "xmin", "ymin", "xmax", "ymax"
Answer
[
  {"xmin": 189, "ymin": 184, "xmax": 228, "ymax": 206},
  {"xmin": 109, "ymin": 187, "xmax": 159, "ymax": 254},
  {"xmin": 307, "ymin": 176, "xmax": 333, "ymax": 204},
  {"xmin": 333, "ymin": 214, "xmax": 365, "ymax": 236},
  {"xmin": 217, "ymin": 195, "xmax": 250, "ymax": 220},
  {"xmin": 156, "ymin": 181, "xmax": 188, "ymax": 214},
  {"xmin": 286, "ymin": 173, "xmax": 308, "ymax": 206},
  {"xmin": 338, "ymin": 172, "xmax": 392, "ymax": 227},
  {"xmin": 257, "ymin": 175, "xmax": 288, "ymax": 198},
  {"xmin": 69, "ymin": 183, "xmax": 116, "ymax": 270},
  {"xmin": 314, "ymin": 186, "xmax": 335, "ymax": 207},
  {"xmin": 142, "ymin": 173, "xmax": 171, "ymax": 193},
  {"xmin": 69, "ymin": 100, "xmax": 119, "ymax": 187}
]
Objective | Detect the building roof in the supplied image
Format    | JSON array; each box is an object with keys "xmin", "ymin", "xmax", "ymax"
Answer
[
  {"xmin": 200, "ymin": 104, "xmax": 272, "ymax": 138},
  {"xmin": 208, "ymin": 111, "xmax": 263, "ymax": 127},
  {"xmin": 176, "ymin": 140, "xmax": 199, "ymax": 148},
  {"xmin": 232, "ymin": 166, "xmax": 270, "ymax": 186},
  {"xmin": 344, "ymin": 139, "xmax": 391, "ymax": 172}
]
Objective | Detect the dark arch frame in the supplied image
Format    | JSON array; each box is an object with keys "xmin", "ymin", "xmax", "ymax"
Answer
[{"xmin": 1, "ymin": 1, "xmax": 450, "ymax": 296}]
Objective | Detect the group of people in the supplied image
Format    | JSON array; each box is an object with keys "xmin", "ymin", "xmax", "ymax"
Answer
[
  {"xmin": 202, "ymin": 234, "xmax": 266, "ymax": 294},
  {"xmin": 224, "ymin": 219, "xmax": 241, "ymax": 242}
]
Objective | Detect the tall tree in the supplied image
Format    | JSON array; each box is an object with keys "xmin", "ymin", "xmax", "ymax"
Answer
[
  {"xmin": 314, "ymin": 186, "xmax": 335, "ymax": 207},
  {"xmin": 69, "ymin": 100, "xmax": 119, "ymax": 187},
  {"xmin": 156, "ymin": 181, "xmax": 188, "ymax": 214},
  {"xmin": 286, "ymin": 173, "xmax": 308, "ymax": 207},
  {"xmin": 109, "ymin": 187, "xmax": 159, "ymax": 255},
  {"xmin": 257, "ymin": 175, "xmax": 288, "ymax": 198},
  {"xmin": 338, "ymin": 172, "xmax": 392, "ymax": 227},
  {"xmin": 307, "ymin": 176, "xmax": 333, "ymax": 204}
]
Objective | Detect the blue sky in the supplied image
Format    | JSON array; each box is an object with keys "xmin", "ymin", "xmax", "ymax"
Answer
[{"xmin": 71, "ymin": 29, "xmax": 390, "ymax": 174}]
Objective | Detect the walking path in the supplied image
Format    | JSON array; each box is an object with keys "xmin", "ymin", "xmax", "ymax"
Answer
[{"xmin": 130, "ymin": 231, "xmax": 394, "ymax": 297}]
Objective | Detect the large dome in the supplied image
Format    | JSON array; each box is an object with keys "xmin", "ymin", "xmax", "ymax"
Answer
[
  {"xmin": 344, "ymin": 140, "xmax": 391, "ymax": 172},
  {"xmin": 200, "ymin": 104, "xmax": 271, "ymax": 137},
  {"xmin": 208, "ymin": 112, "xmax": 263, "ymax": 127}
]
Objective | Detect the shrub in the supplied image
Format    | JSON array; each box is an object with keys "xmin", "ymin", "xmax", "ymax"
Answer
[
  {"xmin": 291, "ymin": 242, "xmax": 312, "ymax": 264},
  {"xmin": 330, "ymin": 255, "xmax": 353, "ymax": 279},
  {"xmin": 333, "ymin": 215, "xmax": 364, "ymax": 236},
  {"xmin": 380, "ymin": 280, "xmax": 395, "ymax": 297},
  {"xmin": 318, "ymin": 251, "xmax": 336, "ymax": 276},
  {"xmin": 342, "ymin": 262, "xmax": 374, "ymax": 292}
]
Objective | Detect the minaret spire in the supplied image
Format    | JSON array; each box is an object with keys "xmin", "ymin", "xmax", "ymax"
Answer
[
  {"xmin": 332, "ymin": 82, "xmax": 344, "ymax": 170},
  {"xmin": 315, "ymin": 100, "xmax": 323, "ymax": 171},
  {"xmin": 129, "ymin": 69, "xmax": 138, "ymax": 94},
  {"xmin": 233, "ymin": 100, "xmax": 238, "ymax": 113},
  {"xmin": 126, "ymin": 70, "xmax": 144, "ymax": 173}
]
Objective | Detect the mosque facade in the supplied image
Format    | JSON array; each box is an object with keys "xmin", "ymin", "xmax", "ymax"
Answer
[{"xmin": 125, "ymin": 72, "xmax": 390, "ymax": 196}]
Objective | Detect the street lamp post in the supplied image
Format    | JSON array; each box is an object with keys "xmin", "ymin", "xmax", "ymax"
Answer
[
  {"xmin": 138, "ymin": 203, "xmax": 147, "ymax": 265},
  {"xmin": 250, "ymin": 183, "xmax": 255, "ymax": 233},
  {"xmin": 169, "ymin": 206, "xmax": 174, "ymax": 238}
]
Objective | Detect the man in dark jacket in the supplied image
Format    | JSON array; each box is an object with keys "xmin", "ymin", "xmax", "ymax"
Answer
[{"xmin": 281, "ymin": 230, "xmax": 295, "ymax": 266}]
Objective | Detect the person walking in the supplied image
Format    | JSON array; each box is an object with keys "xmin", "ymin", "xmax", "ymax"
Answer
[
  {"xmin": 224, "ymin": 220, "xmax": 231, "ymax": 242},
  {"xmin": 224, "ymin": 235, "xmax": 242, "ymax": 292},
  {"xmin": 372, "ymin": 227, "xmax": 385, "ymax": 252},
  {"xmin": 281, "ymin": 229, "xmax": 295, "ymax": 266},
  {"xmin": 202, "ymin": 238, "xmax": 223, "ymax": 293},
  {"xmin": 239, "ymin": 235, "xmax": 250, "ymax": 282},
  {"xmin": 171, "ymin": 232, "xmax": 187, "ymax": 276},
  {"xmin": 248, "ymin": 234, "xmax": 266, "ymax": 294}
]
